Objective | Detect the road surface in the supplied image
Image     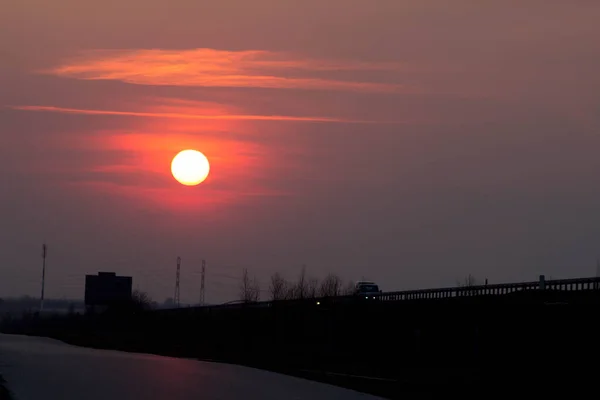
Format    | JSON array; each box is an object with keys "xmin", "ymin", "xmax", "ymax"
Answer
[{"xmin": 0, "ymin": 334, "xmax": 382, "ymax": 400}]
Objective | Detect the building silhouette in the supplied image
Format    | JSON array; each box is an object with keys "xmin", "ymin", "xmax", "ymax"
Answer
[{"xmin": 84, "ymin": 272, "xmax": 132, "ymax": 310}]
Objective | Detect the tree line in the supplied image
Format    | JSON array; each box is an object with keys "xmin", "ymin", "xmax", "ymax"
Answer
[
  {"xmin": 122, "ymin": 268, "xmax": 360, "ymax": 309},
  {"xmin": 239, "ymin": 266, "xmax": 357, "ymax": 303}
]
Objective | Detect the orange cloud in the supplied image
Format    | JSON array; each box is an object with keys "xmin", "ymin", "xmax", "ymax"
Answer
[
  {"xmin": 10, "ymin": 104, "xmax": 399, "ymax": 124},
  {"xmin": 43, "ymin": 48, "xmax": 410, "ymax": 93}
]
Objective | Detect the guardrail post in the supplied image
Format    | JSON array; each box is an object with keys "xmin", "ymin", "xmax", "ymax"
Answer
[{"xmin": 539, "ymin": 275, "xmax": 546, "ymax": 290}]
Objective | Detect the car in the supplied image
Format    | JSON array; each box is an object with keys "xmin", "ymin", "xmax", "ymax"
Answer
[{"xmin": 354, "ymin": 281, "xmax": 382, "ymax": 299}]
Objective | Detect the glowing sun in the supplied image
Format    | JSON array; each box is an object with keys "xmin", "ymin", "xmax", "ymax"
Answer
[{"xmin": 171, "ymin": 149, "xmax": 210, "ymax": 186}]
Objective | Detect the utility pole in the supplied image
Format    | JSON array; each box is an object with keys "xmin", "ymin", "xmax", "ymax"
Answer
[
  {"xmin": 199, "ymin": 259, "xmax": 206, "ymax": 306},
  {"xmin": 174, "ymin": 256, "xmax": 181, "ymax": 307},
  {"xmin": 40, "ymin": 243, "xmax": 47, "ymax": 313}
]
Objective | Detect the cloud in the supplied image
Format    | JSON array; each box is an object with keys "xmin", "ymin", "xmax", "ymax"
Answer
[
  {"xmin": 43, "ymin": 48, "xmax": 411, "ymax": 93},
  {"xmin": 9, "ymin": 104, "xmax": 402, "ymax": 124}
]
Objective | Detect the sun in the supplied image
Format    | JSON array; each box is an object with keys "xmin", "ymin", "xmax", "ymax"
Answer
[{"xmin": 171, "ymin": 149, "xmax": 210, "ymax": 186}]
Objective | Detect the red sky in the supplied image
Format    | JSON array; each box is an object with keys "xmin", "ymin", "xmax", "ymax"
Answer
[{"xmin": 1, "ymin": 0, "xmax": 600, "ymax": 304}]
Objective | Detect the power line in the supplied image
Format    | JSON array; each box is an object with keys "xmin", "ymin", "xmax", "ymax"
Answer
[{"xmin": 211, "ymin": 272, "xmax": 240, "ymax": 281}]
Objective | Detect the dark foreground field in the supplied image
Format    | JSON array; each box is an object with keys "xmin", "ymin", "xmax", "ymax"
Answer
[{"xmin": 2, "ymin": 291, "xmax": 599, "ymax": 398}]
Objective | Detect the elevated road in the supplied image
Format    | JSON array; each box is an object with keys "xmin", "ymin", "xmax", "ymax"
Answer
[{"xmin": 156, "ymin": 276, "xmax": 600, "ymax": 313}]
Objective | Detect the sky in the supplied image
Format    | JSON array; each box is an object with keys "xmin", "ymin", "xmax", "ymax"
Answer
[{"xmin": 1, "ymin": 0, "xmax": 600, "ymax": 304}]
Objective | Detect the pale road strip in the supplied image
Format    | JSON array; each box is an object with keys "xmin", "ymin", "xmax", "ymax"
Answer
[{"xmin": 0, "ymin": 334, "xmax": 384, "ymax": 400}]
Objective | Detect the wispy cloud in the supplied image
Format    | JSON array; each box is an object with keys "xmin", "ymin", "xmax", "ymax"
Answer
[
  {"xmin": 9, "ymin": 105, "xmax": 402, "ymax": 124},
  {"xmin": 43, "ymin": 48, "xmax": 410, "ymax": 93}
]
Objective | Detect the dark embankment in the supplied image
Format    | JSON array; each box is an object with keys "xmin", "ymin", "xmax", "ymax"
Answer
[
  {"xmin": 0, "ymin": 374, "xmax": 11, "ymax": 400},
  {"xmin": 2, "ymin": 291, "xmax": 599, "ymax": 398}
]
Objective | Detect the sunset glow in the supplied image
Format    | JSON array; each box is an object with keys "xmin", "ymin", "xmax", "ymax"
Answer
[
  {"xmin": 2, "ymin": 0, "xmax": 599, "ymax": 306},
  {"xmin": 171, "ymin": 150, "xmax": 210, "ymax": 186}
]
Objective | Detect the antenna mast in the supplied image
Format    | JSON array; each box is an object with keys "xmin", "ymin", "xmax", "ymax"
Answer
[
  {"xmin": 174, "ymin": 256, "xmax": 181, "ymax": 307},
  {"xmin": 199, "ymin": 259, "xmax": 206, "ymax": 306},
  {"xmin": 40, "ymin": 243, "xmax": 47, "ymax": 313}
]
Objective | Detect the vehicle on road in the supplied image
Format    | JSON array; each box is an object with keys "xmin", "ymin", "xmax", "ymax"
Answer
[{"xmin": 354, "ymin": 281, "xmax": 382, "ymax": 299}]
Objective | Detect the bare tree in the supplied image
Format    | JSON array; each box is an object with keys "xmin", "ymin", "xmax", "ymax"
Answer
[
  {"xmin": 320, "ymin": 274, "xmax": 343, "ymax": 297},
  {"xmin": 307, "ymin": 277, "xmax": 319, "ymax": 298},
  {"xmin": 240, "ymin": 269, "xmax": 260, "ymax": 302},
  {"xmin": 457, "ymin": 274, "xmax": 477, "ymax": 287},
  {"xmin": 269, "ymin": 272, "xmax": 288, "ymax": 301},
  {"xmin": 240, "ymin": 268, "xmax": 252, "ymax": 302},
  {"xmin": 132, "ymin": 290, "xmax": 154, "ymax": 310},
  {"xmin": 285, "ymin": 285, "xmax": 296, "ymax": 300},
  {"xmin": 293, "ymin": 265, "xmax": 309, "ymax": 299},
  {"xmin": 252, "ymin": 276, "xmax": 261, "ymax": 302}
]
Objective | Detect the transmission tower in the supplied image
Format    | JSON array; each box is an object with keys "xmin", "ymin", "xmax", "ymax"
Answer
[
  {"xmin": 40, "ymin": 243, "xmax": 47, "ymax": 313},
  {"xmin": 199, "ymin": 259, "xmax": 206, "ymax": 306},
  {"xmin": 174, "ymin": 256, "xmax": 181, "ymax": 307}
]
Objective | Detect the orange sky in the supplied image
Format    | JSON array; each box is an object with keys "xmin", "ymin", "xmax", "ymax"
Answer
[{"xmin": 1, "ymin": 0, "xmax": 600, "ymax": 304}]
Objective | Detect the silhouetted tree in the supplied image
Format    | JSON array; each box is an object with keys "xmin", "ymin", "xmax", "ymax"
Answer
[
  {"xmin": 269, "ymin": 272, "xmax": 288, "ymax": 301},
  {"xmin": 458, "ymin": 274, "xmax": 477, "ymax": 287},
  {"xmin": 239, "ymin": 269, "xmax": 260, "ymax": 302},
  {"xmin": 307, "ymin": 278, "xmax": 319, "ymax": 298},
  {"xmin": 240, "ymin": 269, "xmax": 252, "ymax": 302},
  {"xmin": 285, "ymin": 285, "xmax": 296, "ymax": 300},
  {"xmin": 252, "ymin": 276, "xmax": 261, "ymax": 302},
  {"xmin": 319, "ymin": 274, "xmax": 343, "ymax": 297},
  {"xmin": 132, "ymin": 290, "xmax": 154, "ymax": 310},
  {"xmin": 293, "ymin": 265, "xmax": 309, "ymax": 299}
]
